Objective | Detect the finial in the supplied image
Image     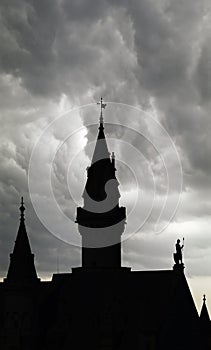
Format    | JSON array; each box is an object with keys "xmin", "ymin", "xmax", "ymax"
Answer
[
  {"xmin": 19, "ymin": 196, "xmax": 25, "ymax": 221},
  {"xmin": 97, "ymin": 97, "xmax": 107, "ymax": 126},
  {"xmin": 203, "ymin": 294, "xmax": 206, "ymax": 303}
]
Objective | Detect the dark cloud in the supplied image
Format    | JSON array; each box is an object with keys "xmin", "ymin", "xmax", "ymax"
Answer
[
  {"xmin": 194, "ymin": 36, "xmax": 211, "ymax": 103},
  {"xmin": 62, "ymin": 0, "xmax": 110, "ymax": 22},
  {"xmin": 0, "ymin": 0, "xmax": 211, "ymax": 312}
]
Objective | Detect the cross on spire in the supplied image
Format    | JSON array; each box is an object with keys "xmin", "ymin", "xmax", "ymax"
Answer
[
  {"xmin": 203, "ymin": 294, "xmax": 206, "ymax": 303},
  {"xmin": 97, "ymin": 97, "xmax": 107, "ymax": 125}
]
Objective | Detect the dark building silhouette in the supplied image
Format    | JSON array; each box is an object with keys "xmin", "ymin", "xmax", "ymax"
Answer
[
  {"xmin": 0, "ymin": 101, "xmax": 210, "ymax": 349},
  {"xmin": 76, "ymin": 99, "xmax": 126, "ymax": 269}
]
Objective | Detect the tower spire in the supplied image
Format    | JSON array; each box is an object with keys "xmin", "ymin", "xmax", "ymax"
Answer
[
  {"xmin": 200, "ymin": 294, "xmax": 210, "ymax": 325},
  {"xmin": 91, "ymin": 97, "xmax": 109, "ymax": 165},
  {"xmin": 5, "ymin": 197, "xmax": 39, "ymax": 284},
  {"xmin": 76, "ymin": 102, "xmax": 126, "ymax": 269},
  {"xmin": 19, "ymin": 196, "xmax": 25, "ymax": 221},
  {"xmin": 97, "ymin": 96, "xmax": 107, "ymax": 129}
]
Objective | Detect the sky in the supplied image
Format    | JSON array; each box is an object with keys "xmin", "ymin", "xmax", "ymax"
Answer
[{"xmin": 0, "ymin": 0, "xmax": 211, "ymax": 314}]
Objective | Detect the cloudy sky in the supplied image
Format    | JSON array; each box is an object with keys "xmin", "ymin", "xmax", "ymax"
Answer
[{"xmin": 0, "ymin": 0, "xmax": 211, "ymax": 314}]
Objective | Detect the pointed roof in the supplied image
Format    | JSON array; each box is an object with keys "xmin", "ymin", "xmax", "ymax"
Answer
[
  {"xmin": 200, "ymin": 295, "xmax": 210, "ymax": 325},
  {"xmin": 6, "ymin": 197, "xmax": 38, "ymax": 284},
  {"xmin": 91, "ymin": 98, "xmax": 110, "ymax": 165},
  {"xmin": 12, "ymin": 197, "xmax": 33, "ymax": 256},
  {"xmin": 83, "ymin": 99, "xmax": 120, "ymax": 204}
]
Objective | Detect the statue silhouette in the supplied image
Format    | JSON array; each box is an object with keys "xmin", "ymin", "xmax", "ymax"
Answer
[{"xmin": 173, "ymin": 238, "xmax": 184, "ymax": 265}]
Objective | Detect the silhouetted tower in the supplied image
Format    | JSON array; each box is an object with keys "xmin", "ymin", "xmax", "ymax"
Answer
[
  {"xmin": 5, "ymin": 197, "xmax": 39, "ymax": 284},
  {"xmin": 76, "ymin": 98, "xmax": 126, "ymax": 268}
]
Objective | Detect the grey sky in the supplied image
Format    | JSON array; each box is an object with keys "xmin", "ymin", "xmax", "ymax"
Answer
[{"xmin": 0, "ymin": 0, "xmax": 211, "ymax": 313}]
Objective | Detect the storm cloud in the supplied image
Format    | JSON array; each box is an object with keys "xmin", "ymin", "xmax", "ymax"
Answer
[{"xmin": 0, "ymin": 0, "xmax": 211, "ymax": 313}]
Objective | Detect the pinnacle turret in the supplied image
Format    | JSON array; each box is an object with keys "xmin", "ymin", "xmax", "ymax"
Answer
[
  {"xmin": 5, "ymin": 197, "xmax": 39, "ymax": 284},
  {"xmin": 200, "ymin": 295, "xmax": 210, "ymax": 326}
]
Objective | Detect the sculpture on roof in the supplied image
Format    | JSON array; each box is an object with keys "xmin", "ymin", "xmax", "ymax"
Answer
[{"xmin": 173, "ymin": 238, "xmax": 184, "ymax": 265}]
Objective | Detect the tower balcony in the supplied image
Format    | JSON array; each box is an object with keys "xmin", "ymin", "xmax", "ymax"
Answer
[{"xmin": 76, "ymin": 205, "xmax": 126, "ymax": 229}]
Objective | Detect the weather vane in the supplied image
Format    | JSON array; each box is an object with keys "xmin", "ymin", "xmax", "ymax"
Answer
[{"xmin": 97, "ymin": 97, "xmax": 107, "ymax": 123}]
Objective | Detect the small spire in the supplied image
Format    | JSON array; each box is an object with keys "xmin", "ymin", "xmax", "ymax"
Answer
[
  {"xmin": 200, "ymin": 294, "xmax": 210, "ymax": 324},
  {"xmin": 19, "ymin": 196, "xmax": 25, "ymax": 221},
  {"xmin": 97, "ymin": 97, "xmax": 107, "ymax": 128},
  {"xmin": 5, "ymin": 197, "xmax": 39, "ymax": 284}
]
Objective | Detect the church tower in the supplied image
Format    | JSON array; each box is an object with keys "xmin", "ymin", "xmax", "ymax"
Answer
[
  {"xmin": 76, "ymin": 98, "xmax": 126, "ymax": 268},
  {"xmin": 5, "ymin": 197, "xmax": 39, "ymax": 284}
]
